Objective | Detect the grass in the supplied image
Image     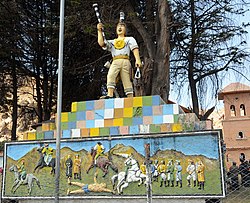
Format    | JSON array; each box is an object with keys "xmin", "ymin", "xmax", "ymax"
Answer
[
  {"xmin": 2, "ymin": 169, "xmax": 249, "ymax": 201},
  {"xmin": 3, "ymin": 166, "xmax": 223, "ymax": 197}
]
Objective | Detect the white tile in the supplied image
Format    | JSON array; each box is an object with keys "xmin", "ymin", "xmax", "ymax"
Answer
[
  {"xmin": 104, "ymin": 109, "xmax": 114, "ymax": 119},
  {"xmin": 114, "ymin": 98, "xmax": 124, "ymax": 108},
  {"xmin": 163, "ymin": 115, "xmax": 174, "ymax": 123},
  {"xmin": 95, "ymin": 119, "xmax": 104, "ymax": 128},
  {"xmin": 71, "ymin": 129, "xmax": 81, "ymax": 138},
  {"xmin": 139, "ymin": 125, "xmax": 150, "ymax": 133}
]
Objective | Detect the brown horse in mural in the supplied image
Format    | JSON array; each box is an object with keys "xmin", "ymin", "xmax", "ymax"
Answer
[{"xmin": 86, "ymin": 148, "xmax": 118, "ymax": 177}]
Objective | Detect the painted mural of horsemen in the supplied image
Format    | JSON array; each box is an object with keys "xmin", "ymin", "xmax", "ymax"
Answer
[
  {"xmin": 9, "ymin": 164, "xmax": 41, "ymax": 195},
  {"xmin": 86, "ymin": 147, "xmax": 118, "ymax": 177},
  {"xmin": 111, "ymin": 153, "xmax": 148, "ymax": 194},
  {"xmin": 33, "ymin": 144, "xmax": 56, "ymax": 175}
]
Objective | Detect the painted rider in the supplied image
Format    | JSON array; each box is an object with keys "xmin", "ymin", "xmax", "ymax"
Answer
[
  {"xmin": 166, "ymin": 159, "xmax": 175, "ymax": 187},
  {"xmin": 42, "ymin": 143, "xmax": 53, "ymax": 166},
  {"xmin": 140, "ymin": 162, "xmax": 147, "ymax": 175},
  {"xmin": 157, "ymin": 160, "xmax": 167, "ymax": 187},
  {"xmin": 93, "ymin": 142, "xmax": 105, "ymax": 165},
  {"xmin": 124, "ymin": 153, "xmax": 135, "ymax": 180},
  {"xmin": 65, "ymin": 154, "xmax": 73, "ymax": 183},
  {"xmin": 97, "ymin": 12, "xmax": 142, "ymax": 98},
  {"xmin": 186, "ymin": 159, "xmax": 197, "ymax": 187},
  {"xmin": 152, "ymin": 159, "xmax": 159, "ymax": 182},
  {"xmin": 73, "ymin": 154, "xmax": 82, "ymax": 180},
  {"xmin": 17, "ymin": 159, "xmax": 27, "ymax": 181},
  {"xmin": 175, "ymin": 160, "xmax": 183, "ymax": 188},
  {"xmin": 197, "ymin": 160, "xmax": 205, "ymax": 190}
]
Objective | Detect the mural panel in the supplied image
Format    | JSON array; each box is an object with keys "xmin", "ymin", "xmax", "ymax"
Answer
[{"xmin": 2, "ymin": 130, "xmax": 225, "ymax": 199}]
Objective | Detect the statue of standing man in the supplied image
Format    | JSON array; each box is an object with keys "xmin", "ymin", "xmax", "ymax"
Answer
[{"xmin": 97, "ymin": 13, "xmax": 142, "ymax": 98}]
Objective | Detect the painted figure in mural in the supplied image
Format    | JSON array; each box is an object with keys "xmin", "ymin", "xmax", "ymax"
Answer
[
  {"xmin": 86, "ymin": 145, "xmax": 118, "ymax": 177},
  {"xmin": 34, "ymin": 145, "xmax": 56, "ymax": 175},
  {"xmin": 97, "ymin": 13, "xmax": 142, "ymax": 99},
  {"xmin": 166, "ymin": 159, "xmax": 175, "ymax": 187},
  {"xmin": 196, "ymin": 160, "xmax": 205, "ymax": 190},
  {"xmin": 186, "ymin": 159, "xmax": 197, "ymax": 187},
  {"xmin": 42, "ymin": 143, "xmax": 53, "ymax": 166},
  {"xmin": 93, "ymin": 142, "xmax": 105, "ymax": 165},
  {"xmin": 227, "ymin": 162, "xmax": 239, "ymax": 190},
  {"xmin": 73, "ymin": 154, "xmax": 82, "ymax": 180},
  {"xmin": 152, "ymin": 160, "xmax": 159, "ymax": 182},
  {"xmin": 9, "ymin": 164, "xmax": 41, "ymax": 195},
  {"xmin": 175, "ymin": 160, "xmax": 182, "ymax": 188},
  {"xmin": 17, "ymin": 159, "xmax": 27, "ymax": 181},
  {"xmin": 239, "ymin": 153, "xmax": 250, "ymax": 187},
  {"xmin": 140, "ymin": 162, "xmax": 147, "ymax": 175},
  {"xmin": 157, "ymin": 160, "xmax": 167, "ymax": 187},
  {"xmin": 65, "ymin": 155, "xmax": 73, "ymax": 182},
  {"xmin": 67, "ymin": 172, "xmax": 114, "ymax": 195},
  {"xmin": 111, "ymin": 153, "xmax": 147, "ymax": 194},
  {"xmin": 124, "ymin": 153, "xmax": 135, "ymax": 179}
]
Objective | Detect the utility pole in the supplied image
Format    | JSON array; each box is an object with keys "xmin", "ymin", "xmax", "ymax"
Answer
[
  {"xmin": 55, "ymin": 0, "xmax": 65, "ymax": 202},
  {"xmin": 145, "ymin": 143, "xmax": 152, "ymax": 203}
]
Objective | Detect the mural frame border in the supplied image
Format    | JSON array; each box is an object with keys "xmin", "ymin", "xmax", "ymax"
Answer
[{"xmin": 2, "ymin": 129, "xmax": 226, "ymax": 200}]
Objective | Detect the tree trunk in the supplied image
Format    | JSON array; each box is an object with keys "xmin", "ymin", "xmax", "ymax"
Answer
[
  {"xmin": 127, "ymin": 0, "xmax": 171, "ymax": 100},
  {"xmin": 151, "ymin": 0, "xmax": 171, "ymax": 101},
  {"xmin": 35, "ymin": 72, "xmax": 43, "ymax": 123},
  {"xmin": 188, "ymin": 0, "xmax": 199, "ymax": 118},
  {"xmin": 11, "ymin": 65, "xmax": 18, "ymax": 141}
]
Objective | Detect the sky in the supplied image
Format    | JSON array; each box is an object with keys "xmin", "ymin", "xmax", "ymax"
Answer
[
  {"xmin": 169, "ymin": 9, "xmax": 250, "ymax": 110},
  {"xmin": 6, "ymin": 132, "xmax": 220, "ymax": 161}
]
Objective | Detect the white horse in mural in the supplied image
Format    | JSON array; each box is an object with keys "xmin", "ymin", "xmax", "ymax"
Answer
[
  {"xmin": 111, "ymin": 153, "xmax": 148, "ymax": 194},
  {"xmin": 9, "ymin": 164, "xmax": 41, "ymax": 195}
]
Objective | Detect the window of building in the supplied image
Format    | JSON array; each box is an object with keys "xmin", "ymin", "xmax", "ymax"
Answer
[
  {"xmin": 230, "ymin": 105, "xmax": 236, "ymax": 116},
  {"xmin": 238, "ymin": 131, "xmax": 244, "ymax": 139},
  {"xmin": 240, "ymin": 104, "xmax": 246, "ymax": 116}
]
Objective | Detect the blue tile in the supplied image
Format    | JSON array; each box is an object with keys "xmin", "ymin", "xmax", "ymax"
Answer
[
  {"xmin": 129, "ymin": 125, "xmax": 139, "ymax": 134},
  {"xmin": 142, "ymin": 106, "xmax": 153, "ymax": 116},
  {"xmin": 132, "ymin": 117, "xmax": 143, "ymax": 125},
  {"xmin": 44, "ymin": 131, "xmax": 54, "ymax": 139},
  {"xmin": 95, "ymin": 109, "xmax": 104, "ymax": 119},
  {"xmin": 76, "ymin": 111, "xmax": 86, "ymax": 121},
  {"xmin": 68, "ymin": 122, "xmax": 76, "ymax": 129},
  {"xmin": 152, "ymin": 95, "xmax": 161, "ymax": 105},
  {"xmin": 86, "ymin": 100, "xmax": 95, "ymax": 110},
  {"xmin": 62, "ymin": 130, "xmax": 71, "ymax": 138},
  {"xmin": 110, "ymin": 127, "xmax": 119, "ymax": 136},
  {"xmin": 86, "ymin": 120, "xmax": 95, "ymax": 128},
  {"xmin": 162, "ymin": 104, "xmax": 174, "ymax": 115},
  {"xmin": 105, "ymin": 99, "xmax": 114, "ymax": 109},
  {"xmin": 153, "ymin": 115, "xmax": 163, "ymax": 124}
]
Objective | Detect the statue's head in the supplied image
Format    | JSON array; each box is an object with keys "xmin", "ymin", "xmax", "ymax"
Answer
[
  {"xmin": 116, "ymin": 22, "xmax": 126, "ymax": 36},
  {"xmin": 116, "ymin": 11, "xmax": 126, "ymax": 36}
]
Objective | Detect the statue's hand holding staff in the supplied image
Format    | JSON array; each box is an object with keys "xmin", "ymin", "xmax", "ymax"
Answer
[
  {"xmin": 97, "ymin": 23, "xmax": 104, "ymax": 32},
  {"xmin": 93, "ymin": 3, "xmax": 106, "ymax": 41}
]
